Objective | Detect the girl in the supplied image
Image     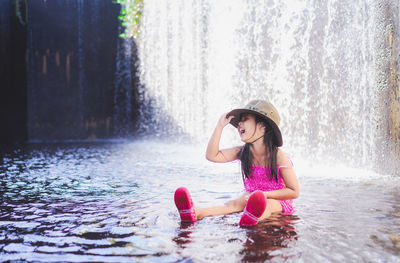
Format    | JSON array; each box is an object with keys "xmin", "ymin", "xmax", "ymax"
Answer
[{"xmin": 174, "ymin": 99, "xmax": 299, "ymax": 226}]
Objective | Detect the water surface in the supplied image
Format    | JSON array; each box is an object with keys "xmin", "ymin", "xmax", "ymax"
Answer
[{"xmin": 0, "ymin": 141, "xmax": 399, "ymax": 262}]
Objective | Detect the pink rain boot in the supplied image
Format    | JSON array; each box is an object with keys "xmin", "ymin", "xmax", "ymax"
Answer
[
  {"xmin": 174, "ymin": 187, "xmax": 197, "ymax": 222},
  {"xmin": 239, "ymin": 190, "xmax": 267, "ymax": 226}
]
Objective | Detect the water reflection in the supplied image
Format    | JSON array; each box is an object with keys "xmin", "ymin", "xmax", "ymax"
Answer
[
  {"xmin": 173, "ymin": 222, "xmax": 195, "ymax": 249},
  {"xmin": 240, "ymin": 214, "xmax": 299, "ymax": 262},
  {"xmin": 171, "ymin": 213, "xmax": 299, "ymax": 262}
]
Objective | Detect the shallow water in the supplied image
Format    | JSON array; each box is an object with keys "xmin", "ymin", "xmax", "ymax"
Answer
[{"xmin": 0, "ymin": 141, "xmax": 399, "ymax": 262}]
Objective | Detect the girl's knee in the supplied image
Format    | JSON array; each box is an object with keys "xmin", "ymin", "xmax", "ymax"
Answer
[{"xmin": 225, "ymin": 199, "xmax": 244, "ymax": 211}]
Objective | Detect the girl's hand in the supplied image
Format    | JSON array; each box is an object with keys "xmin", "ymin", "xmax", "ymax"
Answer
[{"xmin": 217, "ymin": 112, "xmax": 234, "ymax": 128}]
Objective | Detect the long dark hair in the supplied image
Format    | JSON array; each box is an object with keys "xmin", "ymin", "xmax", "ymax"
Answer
[{"xmin": 238, "ymin": 114, "xmax": 279, "ymax": 182}]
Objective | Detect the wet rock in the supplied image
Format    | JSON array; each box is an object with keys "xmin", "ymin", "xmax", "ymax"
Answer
[{"xmin": 389, "ymin": 233, "xmax": 400, "ymax": 249}]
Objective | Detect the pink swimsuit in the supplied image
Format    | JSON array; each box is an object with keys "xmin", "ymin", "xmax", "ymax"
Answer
[{"xmin": 243, "ymin": 165, "xmax": 295, "ymax": 215}]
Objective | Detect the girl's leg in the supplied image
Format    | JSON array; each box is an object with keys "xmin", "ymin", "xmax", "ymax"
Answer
[
  {"xmin": 258, "ymin": 199, "xmax": 282, "ymax": 220},
  {"xmin": 195, "ymin": 193, "xmax": 249, "ymax": 220}
]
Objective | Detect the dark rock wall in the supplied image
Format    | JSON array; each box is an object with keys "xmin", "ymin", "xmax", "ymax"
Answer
[
  {"xmin": 0, "ymin": 0, "xmax": 139, "ymax": 143},
  {"xmin": 376, "ymin": 0, "xmax": 400, "ymax": 175},
  {"xmin": 27, "ymin": 0, "xmax": 139, "ymax": 141},
  {"xmin": 387, "ymin": 1, "xmax": 400, "ymax": 175},
  {"xmin": 0, "ymin": 0, "xmax": 28, "ymax": 143}
]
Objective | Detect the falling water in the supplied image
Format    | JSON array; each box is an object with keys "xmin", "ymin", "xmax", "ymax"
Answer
[
  {"xmin": 137, "ymin": 0, "xmax": 389, "ymax": 172},
  {"xmin": 77, "ymin": 0, "xmax": 84, "ymax": 124},
  {"xmin": 114, "ymin": 27, "xmax": 134, "ymax": 137}
]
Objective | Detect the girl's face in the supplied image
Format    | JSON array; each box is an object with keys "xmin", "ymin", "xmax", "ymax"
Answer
[{"xmin": 237, "ymin": 114, "xmax": 266, "ymax": 143}]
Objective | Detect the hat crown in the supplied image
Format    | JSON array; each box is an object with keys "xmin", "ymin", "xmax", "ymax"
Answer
[
  {"xmin": 226, "ymin": 99, "xmax": 283, "ymax": 146},
  {"xmin": 244, "ymin": 100, "xmax": 280, "ymax": 126}
]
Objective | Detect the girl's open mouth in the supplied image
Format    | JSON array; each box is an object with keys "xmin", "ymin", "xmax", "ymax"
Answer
[{"xmin": 239, "ymin": 128, "xmax": 245, "ymax": 136}]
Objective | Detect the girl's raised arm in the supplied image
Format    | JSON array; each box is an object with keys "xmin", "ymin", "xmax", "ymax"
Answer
[{"xmin": 205, "ymin": 113, "xmax": 241, "ymax": 163}]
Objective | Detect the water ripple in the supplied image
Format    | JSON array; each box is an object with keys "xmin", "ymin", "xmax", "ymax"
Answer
[{"xmin": 0, "ymin": 142, "xmax": 399, "ymax": 262}]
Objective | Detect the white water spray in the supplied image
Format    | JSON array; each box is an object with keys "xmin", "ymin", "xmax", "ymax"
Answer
[{"xmin": 137, "ymin": 0, "xmax": 383, "ymax": 171}]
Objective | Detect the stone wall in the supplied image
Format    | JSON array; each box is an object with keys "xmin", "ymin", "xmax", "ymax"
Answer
[
  {"xmin": 27, "ymin": 0, "xmax": 139, "ymax": 141},
  {"xmin": 0, "ymin": 0, "xmax": 28, "ymax": 143},
  {"xmin": 0, "ymin": 0, "xmax": 139, "ymax": 143},
  {"xmin": 388, "ymin": 1, "xmax": 400, "ymax": 175},
  {"xmin": 376, "ymin": 0, "xmax": 400, "ymax": 175}
]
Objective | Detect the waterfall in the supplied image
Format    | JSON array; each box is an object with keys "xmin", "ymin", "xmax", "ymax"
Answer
[
  {"xmin": 114, "ymin": 28, "xmax": 134, "ymax": 137},
  {"xmin": 137, "ymin": 0, "xmax": 393, "ymax": 172},
  {"xmin": 77, "ymin": 0, "xmax": 85, "ymax": 124}
]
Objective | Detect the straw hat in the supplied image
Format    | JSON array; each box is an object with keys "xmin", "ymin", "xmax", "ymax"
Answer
[{"xmin": 227, "ymin": 99, "xmax": 283, "ymax": 146}]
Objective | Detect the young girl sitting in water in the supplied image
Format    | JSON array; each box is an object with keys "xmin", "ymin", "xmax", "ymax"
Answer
[{"xmin": 174, "ymin": 99, "xmax": 299, "ymax": 226}]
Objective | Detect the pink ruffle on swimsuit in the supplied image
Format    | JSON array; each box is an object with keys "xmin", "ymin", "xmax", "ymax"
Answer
[{"xmin": 243, "ymin": 165, "xmax": 295, "ymax": 215}]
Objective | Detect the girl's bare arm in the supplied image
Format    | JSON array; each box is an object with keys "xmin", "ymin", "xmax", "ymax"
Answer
[
  {"xmin": 264, "ymin": 149, "xmax": 299, "ymax": 199},
  {"xmin": 205, "ymin": 113, "xmax": 241, "ymax": 163}
]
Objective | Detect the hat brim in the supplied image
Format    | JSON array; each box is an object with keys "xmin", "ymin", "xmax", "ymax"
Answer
[{"xmin": 226, "ymin": 108, "xmax": 283, "ymax": 147}]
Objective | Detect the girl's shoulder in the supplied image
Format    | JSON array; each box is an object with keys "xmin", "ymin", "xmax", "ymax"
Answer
[{"xmin": 276, "ymin": 148, "xmax": 292, "ymax": 167}]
